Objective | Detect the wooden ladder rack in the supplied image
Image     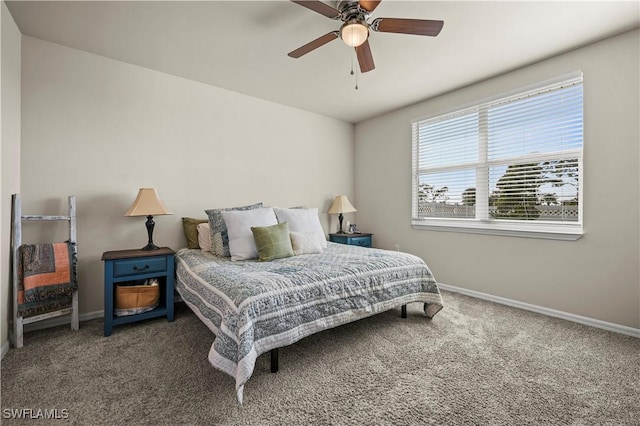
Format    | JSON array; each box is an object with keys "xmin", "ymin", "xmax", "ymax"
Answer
[{"xmin": 11, "ymin": 194, "xmax": 79, "ymax": 348}]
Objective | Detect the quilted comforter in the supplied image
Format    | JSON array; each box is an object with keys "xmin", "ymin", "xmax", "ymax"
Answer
[{"xmin": 175, "ymin": 242, "xmax": 443, "ymax": 402}]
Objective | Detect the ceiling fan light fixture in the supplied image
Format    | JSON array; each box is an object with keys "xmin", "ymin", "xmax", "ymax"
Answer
[{"xmin": 340, "ymin": 21, "xmax": 369, "ymax": 47}]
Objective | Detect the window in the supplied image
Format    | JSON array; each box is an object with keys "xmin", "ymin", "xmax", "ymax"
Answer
[{"xmin": 411, "ymin": 73, "xmax": 583, "ymax": 240}]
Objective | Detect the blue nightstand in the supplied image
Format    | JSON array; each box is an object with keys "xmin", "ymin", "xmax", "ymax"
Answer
[
  {"xmin": 329, "ymin": 233, "xmax": 373, "ymax": 248},
  {"xmin": 101, "ymin": 247, "xmax": 175, "ymax": 336}
]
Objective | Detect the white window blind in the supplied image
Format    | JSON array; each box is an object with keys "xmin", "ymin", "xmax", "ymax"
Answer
[{"xmin": 411, "ymin": 73, "xmax": 583, "ymax": 240}]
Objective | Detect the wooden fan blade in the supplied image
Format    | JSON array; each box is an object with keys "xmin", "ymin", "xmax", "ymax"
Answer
[
  {"xmin": 359, "ymin": 0, "xmax": 382, "ymax": 13},
  {"xmin": 356, "ymin": 40, "xmax": 375, "ymax": 73},
  {"xmin": 371, "ymin": 18, "xmax": 444, "ymax": 36},
  {"xmin": 288, "ymin": 31, "xmax": 339, "ymax": 58},
  {"xmin": 290, "ymin": 0, "xmax": 341, "ymax": 19}
]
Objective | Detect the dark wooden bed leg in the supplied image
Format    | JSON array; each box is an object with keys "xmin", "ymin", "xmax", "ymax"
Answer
[
  {"xmin": 401, "ymin": 304, "xmax": 407, "ymax": 318},
  {"xmin": 270, "ymin": 348, "xmax": 279, "ymax": 373}
]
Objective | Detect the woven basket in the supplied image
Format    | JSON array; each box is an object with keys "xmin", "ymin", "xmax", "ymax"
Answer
[{"xmin": 115, "ymin": 282, "xmax": 159, "ymax": 316}]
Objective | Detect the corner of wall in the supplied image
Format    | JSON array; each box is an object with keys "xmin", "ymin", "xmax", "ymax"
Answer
[{"xmin": 1, "ymin": 0, "xmax": 22, "ymax": 356}]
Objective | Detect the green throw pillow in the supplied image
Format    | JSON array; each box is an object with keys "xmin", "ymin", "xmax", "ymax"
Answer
[
  {"xmin": 182, "ymin": 217, "xmax": 208, "ymax": 249},
  {"xmin": 251, "ymin": 222, "xmax": 294, "ymax": 262}
]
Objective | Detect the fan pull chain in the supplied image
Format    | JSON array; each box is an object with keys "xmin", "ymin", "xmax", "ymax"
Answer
[
  {"xmin": 355, "ymin": 70, "xmax": 359, "ymax": 90},
  {"xmin": 351, "ymin": 50, "xmax": 358, "ymax": 90}
]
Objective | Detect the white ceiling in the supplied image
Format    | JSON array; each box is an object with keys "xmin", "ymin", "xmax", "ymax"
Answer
[{"xmin": 6, "ymin": 1, "xmax": 640, "ymax": 123}]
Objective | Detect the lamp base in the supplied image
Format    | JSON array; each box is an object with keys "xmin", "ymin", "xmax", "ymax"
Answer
[
  {"xmin": 142, "ymin": 215, "xmax": 160, "ymax": 251},
  {"xmin": 337, "ymin": 213, "xmax": 345, "ymax": 234}
]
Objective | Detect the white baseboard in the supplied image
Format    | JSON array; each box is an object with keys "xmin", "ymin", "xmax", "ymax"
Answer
[
  {"xmin": 437, "ymin": 283, "xmax": 640, "ymax": 338},
  {"xmin": 1, "ymin": 310, "xmax": 104, "ymax": 360}
]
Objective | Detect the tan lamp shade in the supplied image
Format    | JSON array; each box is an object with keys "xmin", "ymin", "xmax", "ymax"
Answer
[
  {"xmin": 124, "ymin": 188, "xmax": 172, "ymax": 217},
  {"xmin": 125, "ymin": 188, "xmax": 172, "ymax": 250},
  {"xmin": 328, "ymin": 195, "xmax": 357, "ymax": 215}
]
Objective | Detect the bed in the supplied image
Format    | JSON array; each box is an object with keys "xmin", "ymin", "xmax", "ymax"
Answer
[{"xmin": 175, "ymin": 241, "xmax": 443, "ymax": 403}]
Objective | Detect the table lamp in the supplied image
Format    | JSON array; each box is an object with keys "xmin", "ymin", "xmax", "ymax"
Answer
[
  {"xmin": 328, "ymin": 195, "xmax": 357, "ymax": 234},
  {"xmin": 124, "ymin": 188, "xmax": 172, "ymax": 250}
]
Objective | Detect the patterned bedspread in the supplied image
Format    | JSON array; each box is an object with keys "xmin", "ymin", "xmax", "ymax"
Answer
[{"xmin": 175, "ymin": 242, "xmax": 443, "ymax": 403}]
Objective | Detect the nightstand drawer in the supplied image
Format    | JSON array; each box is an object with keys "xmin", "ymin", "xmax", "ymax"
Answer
[
  {"xmin": 113, "ymin": 256, "xmax": 167, "ymax": 278},
  {"xmin": 350, "ymin": 236, "xmax": 371, "ymax": 247},
  {"xmin": 329, "ymin": 233, "xmax": 373, "ymax": 248}
]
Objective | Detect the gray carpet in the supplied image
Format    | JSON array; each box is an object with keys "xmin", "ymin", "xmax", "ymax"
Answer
[{"xmin": 1, "ymin": 290, "xmax": 638, "ymax": 425}]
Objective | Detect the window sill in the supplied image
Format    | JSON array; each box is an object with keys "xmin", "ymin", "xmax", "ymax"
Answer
[{"xmin": 411, "ymin": 219, "xmax": 583, "ymax": 241}]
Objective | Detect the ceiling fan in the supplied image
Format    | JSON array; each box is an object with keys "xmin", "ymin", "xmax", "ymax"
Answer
[{"xmin": 288, "ymin": 0, "xmax": 444, "ymax": 73}]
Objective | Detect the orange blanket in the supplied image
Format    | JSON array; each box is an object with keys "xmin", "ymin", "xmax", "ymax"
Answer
[{"xmin": 17, "ymin": 242, "xmax": 77, "ymax": 317}]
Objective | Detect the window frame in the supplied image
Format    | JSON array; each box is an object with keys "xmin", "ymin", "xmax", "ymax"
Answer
[{"xmin": 411, "ymin": 73, "xmax": 584, "ymax": 241}]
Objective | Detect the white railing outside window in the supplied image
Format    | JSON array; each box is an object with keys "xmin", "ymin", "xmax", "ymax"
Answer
[{"xmin": 411, "ymin": 73, "xmax": 584, "ymax": 240}]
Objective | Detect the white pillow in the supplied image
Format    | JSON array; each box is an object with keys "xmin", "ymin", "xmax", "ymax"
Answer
[
  {"xmin": 221, "ymin": 208, "xmax": 278, "ymax": 261},
  {"xmin": 290, "ymin": 231, "xmax": 323, "ymax": 255},
  {"xmin": 274, "ymin": 208, "xmax": 327, "ymax": 249},
  {"xmin": 196, "ymin": 222, "xmax": 212, "ymax": 251}
]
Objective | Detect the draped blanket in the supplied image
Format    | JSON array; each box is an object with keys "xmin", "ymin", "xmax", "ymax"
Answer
[
  {"xmin": 18, "ymin": 242, "xmax": 78, "ymax": 318},
  {"xmin": 175, "ymin": 242, "xmax": 443, "ymax": 403}
]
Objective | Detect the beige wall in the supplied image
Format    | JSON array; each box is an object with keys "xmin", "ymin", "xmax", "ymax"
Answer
[
  {"xmin": 355, "ymin": 29, "xmax": 640, "ymax": 329},
  {"xmin": 4, "ymin": 25, "xmax": 637, "ymax": 355},
  {"xmin": 18, "ymin": 37, "xmax": 354, "ymax": 319},
  {"xmin": 1, "ymin": 1, "xmax": 21, "ymax": 353}
]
